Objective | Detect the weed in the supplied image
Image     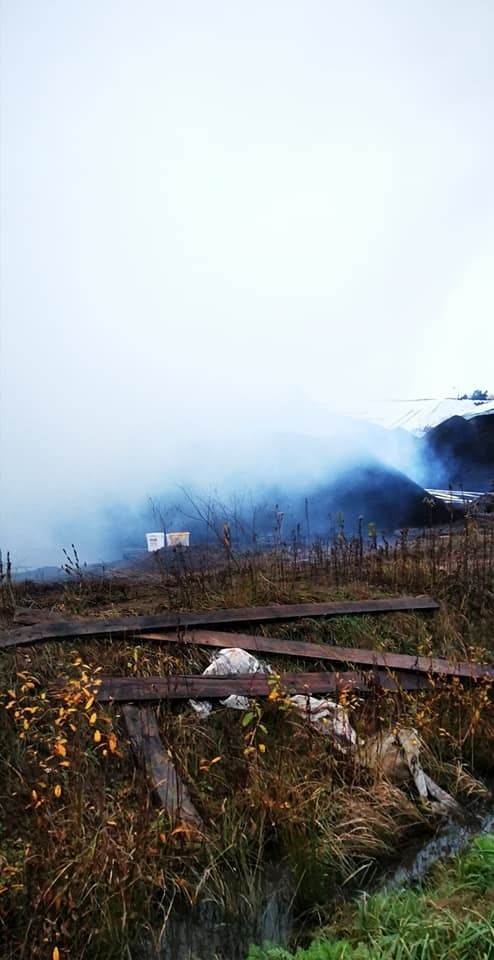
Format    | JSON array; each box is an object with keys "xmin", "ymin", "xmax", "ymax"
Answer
[
  {"xmin": 0, "ymin": 519, "xmax": 493, "ymax": 955},
  {"xmin": 247, "ymin": 833, "xmax": 494, "ymax": 959}
]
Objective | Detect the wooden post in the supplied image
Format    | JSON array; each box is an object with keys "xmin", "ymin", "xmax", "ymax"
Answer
[{"xmin": 122, "ymin": 703, "xmax": 204, "ymax": 830}]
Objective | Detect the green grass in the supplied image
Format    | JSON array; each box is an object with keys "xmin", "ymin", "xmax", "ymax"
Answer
[{"xmin": 246, "ymin": 834, "xmax": 494, "ymax": 960}]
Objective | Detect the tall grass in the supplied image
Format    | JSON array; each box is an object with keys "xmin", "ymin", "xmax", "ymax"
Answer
[
  {"xmin": 1, "ymin": 519, "xmax": 494, "ymax": 957},
  {"xmin": 246, "ymin": 834, "xmax": 494, "ymax": 960}
]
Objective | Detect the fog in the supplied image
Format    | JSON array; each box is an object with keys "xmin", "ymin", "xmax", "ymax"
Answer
[{"xmin": 1, "ymin": 1, "xmax": 493, "ymax": 568}]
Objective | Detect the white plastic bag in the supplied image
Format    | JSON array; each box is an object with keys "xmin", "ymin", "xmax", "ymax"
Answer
[
  {"xmin": 189, "ymin": 648, "xmax": 356, "ymax": 748},
  {"xmin": 289, "ymin": 694, "xmax": 357, "ymax": 746},
  {"xmin": 189, "ymin": 648, "xmax": 272, "ymax": 717}
]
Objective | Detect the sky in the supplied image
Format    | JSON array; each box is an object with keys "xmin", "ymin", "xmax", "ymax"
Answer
[{"xmin": 1, "ymin": 0, "xmax": 494, "ymax": 566}]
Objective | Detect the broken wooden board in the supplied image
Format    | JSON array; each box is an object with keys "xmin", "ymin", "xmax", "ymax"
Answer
[
  {"xmin": 122, "ymin": 703, "xmax": 204, "ymax": 829},
  {"xmin": 138, "ymin": 629, "xmax": 494, "ymax": 682},
  {"xmin": 74, "ymin": 669, "xmax": 435, "ymax": 703},
  {"xmin": 0, "ymin": 596, "xmax": 439, "ymax": 649}
]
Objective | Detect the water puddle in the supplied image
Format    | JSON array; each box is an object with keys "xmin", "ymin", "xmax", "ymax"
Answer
[
  {"xmin": 136, "ymin": 864, "xmax": 294, "ymax": 960},
  {"xmin": 383, "ymin": 805, "xmax": 494, "ymax": 891},
  {"xmin": 137, "ymin": 799, "xmax": 494, "ymax": 958}
]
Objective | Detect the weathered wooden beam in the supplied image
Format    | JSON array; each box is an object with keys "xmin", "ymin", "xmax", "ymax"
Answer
[
  {"xmin": 122, "ymin": 704, "xmax": 204, "ymax": 829},
  {"xmin": 139, "ymin": 629, "xmax": 494, "ymax": 682},
  {"xmin": 13, "ymin": 607, "xmax": 66, "ymax": 626},
  {"xmin": 86, "ymin": 670, "xmax": 434, "ymax": 702},
  {"xmin": 0, "ymin": 596, "xmax": 439, "ymax": 649}
]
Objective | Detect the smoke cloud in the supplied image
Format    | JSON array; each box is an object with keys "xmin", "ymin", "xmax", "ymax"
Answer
[{"xmin": 1, "ymin": 1, "xmax": 493, "ymax": 568}]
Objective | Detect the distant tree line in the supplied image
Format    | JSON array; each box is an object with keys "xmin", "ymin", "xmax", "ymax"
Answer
[{"xmin": 458, "ymin": 389, "xmax": 489, "ymax": 401}]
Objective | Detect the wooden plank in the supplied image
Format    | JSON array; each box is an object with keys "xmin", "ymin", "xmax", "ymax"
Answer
[
  {"xmin": 0, "ymin": 596, "xmax": 439, "ymax": 649},
  {"xmin": 13, "ymin": 607, "xmax": 66, "ymax": 626},
  {"xmin": 140, "ymin": 629, "xmax": 494, "ymax": 682},
  {"xmin": 87, "ymin": 670, "xmax": 434, "ymax": 702},
  {"xmin": 122, "ymin": 704, "xmax": 204, "ymax": 829}
]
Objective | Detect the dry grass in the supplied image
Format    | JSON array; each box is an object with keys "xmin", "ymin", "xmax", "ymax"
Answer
[{"xmin": 1, "ymin": 520, "xmax": 494, "ymax": 957}]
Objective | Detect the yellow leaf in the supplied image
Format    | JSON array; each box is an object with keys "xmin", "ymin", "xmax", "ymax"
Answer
[
  {"xmin": 170, "ymin": 825, "xmax": 190, "ymax": 837},
  {"xmin": 54, "ymin": 784, "xmax": 62, "ymax": 799},
  {"xmin": 210, "ymin": 756, "xmax": 222, "ymax": 765},
  {"xmin": 52, "ymin": 947, "xmax": 60, "ymax": 960},
  {"xmin": 258, "ymin": 743, "xmax": 266, "ymax": 754},
  {"xmin": 89, "ymin": 712, "xmax": 97, "ymax": 725},
  {"xmin": 93, "ymin": 729, "xmax": 101, "ymax": 744},
  {"xmin": 54, "ymin": 741, "xmax": 67, "ymax": 758},
  {"xmin": 108, "ymin": 731, "xmax": 118, "ymax": 753},
  {"xmin": 85, "ymin": 696, "xmax": 95, "ymax": 711},
  {"xmin": 106, "ymin": 819, "xmax": 117, "ymax": 826}
]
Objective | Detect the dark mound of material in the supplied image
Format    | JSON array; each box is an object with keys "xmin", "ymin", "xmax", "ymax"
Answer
[
  {"xmin": 471, "ymin": 492, "xmax": 494, "ymax": 515},
  {"xmin": 424, "ymin": 413, "xmax": 494, "ymax": 488},
  {"xmin": 121, "ymin": 459, "xmax": 454, "ymax": 559},
  {"xmin": 119, "ymin": 543, "xmax": 232, "ymax": 576},
  {"xmin": 294, "ymin": 460, "xmax": 455, "ymax": 535},
  {"xmin": 206, "ymin": 459, "xmax": 457, "ymax": 542}
]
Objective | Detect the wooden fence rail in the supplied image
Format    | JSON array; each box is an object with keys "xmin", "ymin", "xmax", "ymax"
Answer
[
  {"xmin": 139, "ymin": 629, "xmax": 494, "ymax": 682},
  {"xmin": 1, "ymin": 597, "xmax": 439, "ymax": 649},
  {"xmin": 53, "ymin": 669, "xmax": 440, "ymax": 703}
]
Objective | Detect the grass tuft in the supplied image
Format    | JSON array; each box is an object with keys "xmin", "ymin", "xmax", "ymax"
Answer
[{"xmin": 1, "ymin": 520, "xmax": 494, "ymax": 956}]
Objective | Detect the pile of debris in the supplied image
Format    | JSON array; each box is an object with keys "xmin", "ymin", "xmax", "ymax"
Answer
[
  {"xmin": 470, "ymin": 492, "xmax": 494, "ymax": 516},
  {"xmin": 190, "ymin": 647, "xmax": 460, "ymax": 817}
]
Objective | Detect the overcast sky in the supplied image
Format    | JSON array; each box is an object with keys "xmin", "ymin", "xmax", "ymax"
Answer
[{"xmin": 1, "ymin": 0, "xmax": 493, "ymax": 565}]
